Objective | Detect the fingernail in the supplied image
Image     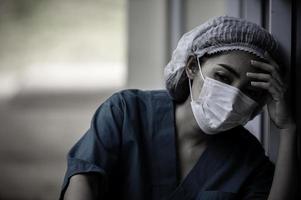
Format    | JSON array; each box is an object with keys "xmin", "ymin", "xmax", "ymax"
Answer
[{"xmin": 246, "ymin": 72, "xmax": 252, "ymax": 76}]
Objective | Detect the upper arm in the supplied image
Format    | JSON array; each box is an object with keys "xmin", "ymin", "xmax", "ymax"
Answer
[
  {"xmin": 60, "ymin": 93, "xmax": 124, "ymax": 200},
  {"xmin": 64, "ymin": 173, "xmax": 104, "ymax": 200}
]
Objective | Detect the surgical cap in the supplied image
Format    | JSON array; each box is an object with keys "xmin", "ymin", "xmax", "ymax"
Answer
[{"xmin": 164, "ymin": 16, "xmax": 279, "ymax": 102}]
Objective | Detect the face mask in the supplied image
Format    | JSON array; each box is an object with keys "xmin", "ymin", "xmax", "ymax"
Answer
[{"xmin": 189, "ymin": 57, "xmax": 258, "ymax": 135}]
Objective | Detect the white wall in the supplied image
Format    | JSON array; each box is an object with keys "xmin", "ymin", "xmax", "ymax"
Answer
[
  {"xmin": 126, "ymin": 0, "xmax": 227, "ymax": 90},
  {"xmin": 127, "ymin": 0, "xmax": 167, "ymax": 89},
  {"xmin": 185, "ymin": 0, "xmax": 226, "ymax": 31}
]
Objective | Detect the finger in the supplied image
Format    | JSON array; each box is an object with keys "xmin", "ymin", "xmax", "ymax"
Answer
[
  {"xmin": 246, "ymin": 72, "xmax": 271, "ymax": 81},
  {"xmin": 269, "ymin": 79, "xmax": 283, "ymax": 95},
  {"xmin": 251, "ymin": 82, "xmax": 280, "ymax": 101},
  {"xmin": 264, "ymin": 51, "xmax": 279, "ymax": 68},
  {"xmin": 266, "ymin": 78, "xmax": 284, "ymax": 95},
  {"xmin": 250, "ymin": 81, "xmax": 284, "ymax": 101},
  {"xmin": 251, "ymin": 60, "xmax": 275, "ymax": 72},
  {"xmin": 262, "ymin": 55, "xmax": 286, "ymax": 84},
  {"xmin": 250, "ymin": 60, "xmax": 284, "ymax": 86},
  {"xmin": 246, "ymin": 72, "xmax": 284, "ymax": 87},
  {"xmin": 270, "ymin": 78, "xmax": 284, "ymax": 95},
  {"xmin": 251, "ymin": 76, "xmax": 284, "ymax": 96}
]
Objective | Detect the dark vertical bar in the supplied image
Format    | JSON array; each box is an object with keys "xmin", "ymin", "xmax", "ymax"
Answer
[
  {"xmin": 225, "ymin": 0, "xmax": 242, "ymax": 18},
  {"xmin": 291, "ymin": 0, "xmax": 301, "ymax": 198},
  {"xmin": 240, "ymin": 0, "xmax": 265, "ymax": 145},
  {"xmin": 267, "ymin": 0, "xmax": 292, "ymax": 163},
  {"xmin": 167, "ymin": 0, "xmax": 185, "ymax": 56}
]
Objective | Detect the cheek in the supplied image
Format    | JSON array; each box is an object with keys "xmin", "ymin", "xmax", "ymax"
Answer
[
  {"xmin": 247, "ymin": 95, "xmax": 268, "ymax": 108},
  {"xmin": 202, "ymin": 64, "xmax": 216, "ymax": 78},
  {"xmin": 191, "ymin": 77, "xmax": 204, "ymax": 99},
  {"xmin": 250, "ymin": 96, "xmax": 270, "ymax": 118},
  {"xmin": 250, "ymin": 105, "xmax": 264, "ymax": 119}
]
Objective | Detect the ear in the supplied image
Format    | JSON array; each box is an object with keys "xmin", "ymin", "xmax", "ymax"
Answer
[{"xmin": 185, "ymin": 56, "xmax": 198, "ymax": 80}]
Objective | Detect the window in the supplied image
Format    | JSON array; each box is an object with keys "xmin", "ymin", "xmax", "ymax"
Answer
[{"xmin": 0, "ymin": 0, "xmax": 126, "ymax": 98}]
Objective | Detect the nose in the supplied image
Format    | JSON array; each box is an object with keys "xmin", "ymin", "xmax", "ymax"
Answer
[
  {"xmin": 230, "ymin": 79, "xmax": 247, "ymax": 91},
  {"xmin": 229, "ymin": 70, "xmax": 252, "ymax": 91}
]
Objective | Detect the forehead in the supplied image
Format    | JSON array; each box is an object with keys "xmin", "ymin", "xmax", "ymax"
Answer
[{"xmin": 204, "ymin": 50, "xmax": 266, "ymax": 73}]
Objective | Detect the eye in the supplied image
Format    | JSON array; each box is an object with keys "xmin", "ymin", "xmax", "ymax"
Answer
[{"xmin": 214, "ymin": 71, "xmax": 232, "ymax": 84}]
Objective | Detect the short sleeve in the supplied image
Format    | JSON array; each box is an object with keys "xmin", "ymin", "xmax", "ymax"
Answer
[
  {"xmin": 239, "ymin": 154, "xmax": 275, "ymax": 200},
  {"xmin": 59, "ymin": 94, "xmax": 123, "ymax": 200}
]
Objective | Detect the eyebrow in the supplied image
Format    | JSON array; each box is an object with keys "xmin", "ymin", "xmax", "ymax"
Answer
[{"xmin": 217, "ymin": 63, "xmax": 240, "ymax": 78}]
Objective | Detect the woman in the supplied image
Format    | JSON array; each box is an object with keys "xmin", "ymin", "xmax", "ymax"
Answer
[{"xmin": 60, "ymin": 16, "xmax": 297, "ymax": 200}]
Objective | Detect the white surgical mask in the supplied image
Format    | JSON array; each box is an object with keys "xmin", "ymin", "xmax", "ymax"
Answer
[{"xmin": 189, "ymin": 57, "xmax": 258, "ymax": 135}]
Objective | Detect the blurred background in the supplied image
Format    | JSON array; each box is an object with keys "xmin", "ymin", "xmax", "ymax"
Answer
[{"xmin": 0, "ymin": 0, "xmax": 299, "ymax": 199}]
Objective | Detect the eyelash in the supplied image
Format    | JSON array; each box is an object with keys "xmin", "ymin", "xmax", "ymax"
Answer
[
  {"xmin": 214, "ymin": 70, "xmax": 266, "ymax": 100},
  {"xmin": 214, "ymin": 72, "xmax": 231, "ymax": 84}
]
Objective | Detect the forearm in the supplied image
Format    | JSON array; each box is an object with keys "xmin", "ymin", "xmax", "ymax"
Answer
[{"xmin": 268, "ymin": 125, "xmax": 298, "ymax": 200}]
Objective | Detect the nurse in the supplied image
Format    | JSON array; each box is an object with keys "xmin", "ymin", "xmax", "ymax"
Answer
[{"xmin": 60, "ymin": 16, "xmax": 297, "ymax": 200}]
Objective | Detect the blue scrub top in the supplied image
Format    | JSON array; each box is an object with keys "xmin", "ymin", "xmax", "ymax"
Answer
[{"xmin": 59, "ymin": 89, "xmax": 274, "ymax": 200}]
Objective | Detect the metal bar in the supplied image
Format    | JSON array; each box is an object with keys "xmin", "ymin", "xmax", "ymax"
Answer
[
  {"xmin": 168, "ymin": 0, "xmax": 185, "ymax": 54},
  {"xmin": 267, "ymin": 0, "xmax": 292, "ymax": 162}
]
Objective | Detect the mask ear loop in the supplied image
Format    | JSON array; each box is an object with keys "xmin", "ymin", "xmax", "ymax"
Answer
[
  {"xmin": 189, "ymin": 56, "xmax": 205, "ymax": 102},
  {"xmin": 196, "ymin": 56, "xmax": 205, "ymax": 81},
  {"xmin": 188, "ymin": 77, "xmax": 194, "ymax": 101}
]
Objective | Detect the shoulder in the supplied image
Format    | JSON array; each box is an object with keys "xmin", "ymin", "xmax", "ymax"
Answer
[
  {"xmin": 235, "ymin": 126, "xmax": 265, "ymax": 153},
  {"xmin": 231, "ymin": 126, "xmax": 273, "ymax": 165},
  {"xmin": 216, "ymin": 126, "xmax": 268, "ymax": 162},
  {"xmin": 110, "ymin": 89, "xmax": 171, "ymax": 101},
  {"xmin": 217, "ymin": 126, "xmax": 264, "ymax": 150},
  {"xmin": 104, "ymin": 89, "xmax": 172, "ymax": 109},
  {"xmin": 94, "ymin": 89, "xmax": 173, "ymax": 124}
]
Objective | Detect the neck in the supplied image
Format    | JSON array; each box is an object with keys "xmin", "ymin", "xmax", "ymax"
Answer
[{"xmin": 175, "ymin": 95, "xmax": 209, "ymax": 146}]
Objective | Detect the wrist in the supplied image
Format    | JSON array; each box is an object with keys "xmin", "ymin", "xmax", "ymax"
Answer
[
  {"xmin": 279, "ymin": 117, "xmax": 296, "ymax": 130},
  {"xmin": 279, "ymin": 123, "xmax": 296, "ymax": 135}
]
